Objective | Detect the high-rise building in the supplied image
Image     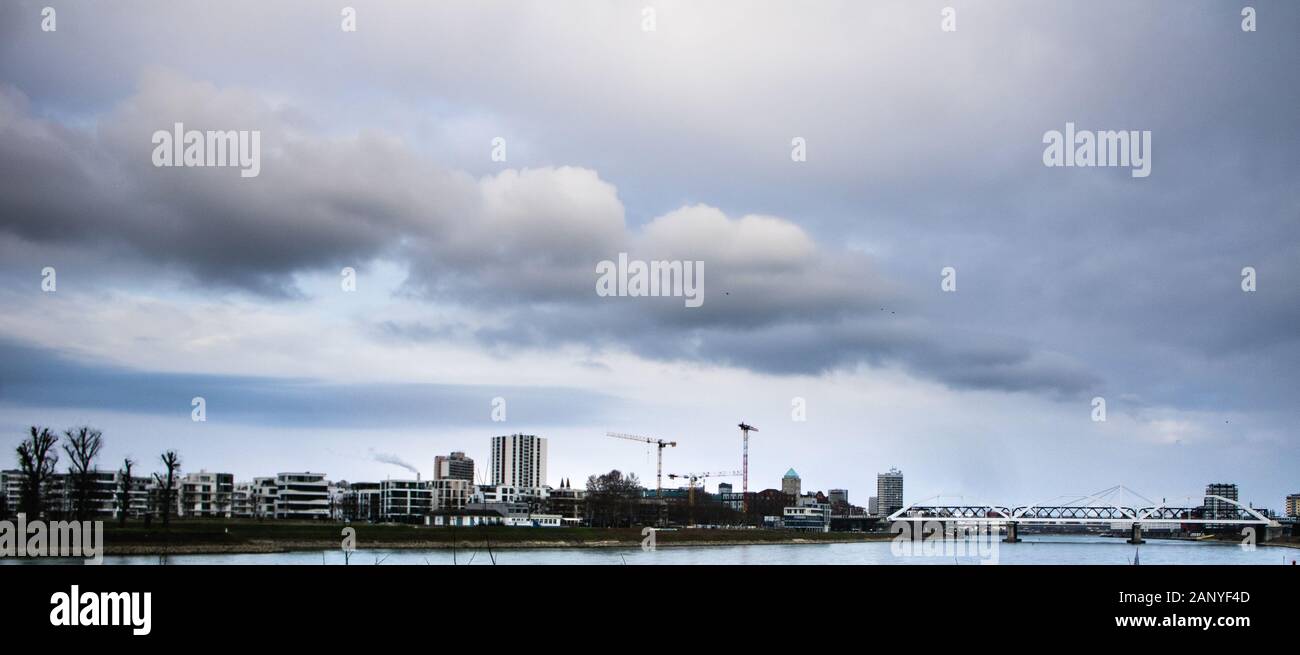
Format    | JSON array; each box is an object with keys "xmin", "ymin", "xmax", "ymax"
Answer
[
  {"xmin": 877, "ymin": 468, "xmax": 903, "ymax": 517},
  {"xmin": 1287, "ymin": 493, "xmax": 1300, "ymax": 518},
  {"xmin": 781, "ymin": 468, "xmax": 801, "ymax": 497},
  {"xmin": 434, "ymin": 451, "xmax": 474, "ymax": 481},
  {"xmin": 829, "ymin": 489, "xmax": 848, "ymax": 506},
  {"xmin": 1203, "ymin": 483, "xmax": 1239, "ymax": 529},
  {"xmin": 491, "ymin": 434, "xmax": 547, "ymax": 488}
]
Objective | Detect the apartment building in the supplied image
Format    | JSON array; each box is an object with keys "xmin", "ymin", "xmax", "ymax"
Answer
[
  {"xmin": 380, "ymin": 479, "xmax": 433, "ymax": 522},
  {"xmin": 430, "ymin": 478, "xmax": 473, "ymax": 513},
  {"xmin": 274, "ymin": 472, "xmax": 330, "ymax": 520},
  {"xmin": 176, "ymin": 471, "xmax": 235, "ymax": 518}
]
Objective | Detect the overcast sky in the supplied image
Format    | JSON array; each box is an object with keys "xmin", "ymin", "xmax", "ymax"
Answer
[{"xmin": 0, "ymin": 1, "xmax": 1296, "ymax": 511}]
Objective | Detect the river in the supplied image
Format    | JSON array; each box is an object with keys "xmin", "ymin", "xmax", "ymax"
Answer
[{"xmin": 8, "ymin": 534, "xmax": 1294, "ymax": 565}]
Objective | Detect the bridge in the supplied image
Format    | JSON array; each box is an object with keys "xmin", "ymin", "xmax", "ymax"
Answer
[{"xmin": 886, "ymin": 485, "xmax": 1277, "ymax": 544}]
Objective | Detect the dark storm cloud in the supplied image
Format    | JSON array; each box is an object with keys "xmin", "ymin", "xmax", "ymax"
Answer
[{"xmin": 0, "ymin": 339, "xmax": 618, "ymax": 428}]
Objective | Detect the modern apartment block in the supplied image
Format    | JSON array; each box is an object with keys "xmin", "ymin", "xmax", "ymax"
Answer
[
  {"xmin": 430, "ymin": 478, "xmax": 473, "ymax": 512},
  {"xmin": 1287, "ymin": 493, "xmax": 1300, "ymax": 518},
  {"xmin": 877, "ymin": 468, "xmax": 904, "ymax": 517},
  {"xmin": 380, "ymin": 479, "xmax": 433, "ymax": 521},
  {"xmin": 339, "ymin": 482, "xmax": 382, "ymax": 522},
  {"xmin": 176, "ymin": 471, "xmax": 235, "ymax": 518},
  {"xmin": 491, "ymin": 434, "xmax": 547, "ymax": 488},
  {"xmin": 1, "ymin": 469, "xmax": 150, "ymax": 519},
  {"xmin": 472, "ymin": 483, "xmax": 549, "ymax": 513},
  {"xmin": 434, "ymin": 451, "xmax": 475, "ymax": 481},
  {"xmin": 273, "ymin": 472, "xmax": 330, "ymax": 520}
]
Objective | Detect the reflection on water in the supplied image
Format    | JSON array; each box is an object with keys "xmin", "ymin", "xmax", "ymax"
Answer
[{"xmin": 5, "ymin": 535, "xmax": 1295, "ymax": 565}]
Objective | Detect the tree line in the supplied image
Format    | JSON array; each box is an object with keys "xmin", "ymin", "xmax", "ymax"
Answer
[{"xmin": 4, "ymin": 425, "xmax": 182, "ymax": 527}]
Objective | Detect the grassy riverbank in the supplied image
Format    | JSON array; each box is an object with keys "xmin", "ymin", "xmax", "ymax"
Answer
[{"xmin": 100, "ymin": 520, "xmax": 893, "ymax": 555}]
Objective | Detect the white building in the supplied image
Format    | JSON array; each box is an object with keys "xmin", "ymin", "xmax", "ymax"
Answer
[
  {"xmin": 430, "ymin": 478, "xmax": 473, "ymax": 512},
  {"xmin": 176, "ymin": 471, "xmax": 234, "ymax": 518},
  {"xmin": 273, "ymin": 472, "xmax": 330, "ymax": 520},
  {"xmin": 380, "ymin": 479, "xmax": 432, "ymax": 521},
  {"xmin": 490, "ymin": 434, "xmax": 547, "ymax": 488},
  {"xmin": 877, "ymin": 468, "xmax": 904, "ymax": 517},
  {"xmin": 783, "ymin": 503, "xmax": 831, "ymax": 533},
  {"xmin": 471, "ymin": 484, "xmax": 549, "ymax": 512}
]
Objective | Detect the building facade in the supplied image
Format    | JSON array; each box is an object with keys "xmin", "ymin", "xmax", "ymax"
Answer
[
  {"xmin": 379, "ymin": 479, "xmax": 432, "ymax": 522},
  {"xmin": 783, "ymin": 503, "xmax": 831, "ymax": 532},
  {"xmin": 877, "ymin": 468, "xmax": 904, "ymax": 517},
  {"xmin": 274, "ymin": 472, "xmax": 330, "ymax": 520},
  {"xmin": 1287, "ymin": 493, "xmax": 1300, "ymax": 518},
  {"xmin": 434, "ymin": 451, "xmax": 475, "ymax": 481},
  {"xmin": 430, "ymin": 478, "xmax": 473, "ymax": 513},
  {"xmin": 176, "ymin": 471, "xmax": 235, "ymax": 518},
  {"xmin": 1204, "ymin": 482, "xmax": 1239, "ymax": 530},
  {"xmin": 781, "ymin": 468, "xmax": 801, "ymax": 497},
  {"xmin": 491, "ymin": 434, "xmax": 547, "ymax": 488}
]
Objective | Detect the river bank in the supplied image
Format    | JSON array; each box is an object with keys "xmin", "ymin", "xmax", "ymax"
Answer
[{"xmin": 99, "ymin": 520, "xmax": 894, "ymax": 555}]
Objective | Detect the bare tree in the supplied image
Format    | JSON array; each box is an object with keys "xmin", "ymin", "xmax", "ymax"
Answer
[
  {"xmin": 154, "ymin": 450, "xmax": 181, "ymax": 527},
  {"xmin": 63, "ymin": 426, "xmax": 104, "ymax": 521},
  {"xmin": 15, "ymin": 426, "xmax": 59, "ymax": 518},
  {"xmin": 118, "ymin": 457, "xmax": 136, "ymax": 526}
]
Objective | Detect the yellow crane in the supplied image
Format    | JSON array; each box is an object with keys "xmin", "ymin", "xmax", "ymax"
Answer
[
  {"xmin": 606, "ymin": 432, "xmax": 677, "ymax": 497},
  {"xmin": 666, "ymin": 470, "xmax": 742, "ymax": 507}
]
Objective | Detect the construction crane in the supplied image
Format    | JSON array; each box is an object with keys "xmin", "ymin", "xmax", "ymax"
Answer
[
  {"xmin": 606, "ymin": 432, "xmax": 677, "ymax": 497},
  {"xmin": 738, "ymin": 422, "xmax": 758, "ymax": 513}
]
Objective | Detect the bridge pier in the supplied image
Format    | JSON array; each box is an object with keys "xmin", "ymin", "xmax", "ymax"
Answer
[
  {"xmin": 1127, "ymin": 523, "xmax": 1145, "ymax": 545},
  {"xmin": 1003, "ymin": 521, "xmax": 1021, "ymax": 543}
]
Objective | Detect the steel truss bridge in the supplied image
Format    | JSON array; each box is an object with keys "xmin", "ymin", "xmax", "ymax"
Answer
[{"xmin": 887, "ymin": 485, "xmax": 1276, "ymax": 541}]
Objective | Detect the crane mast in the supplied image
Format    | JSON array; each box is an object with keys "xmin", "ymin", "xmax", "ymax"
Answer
[{"xmin": 738, "ymin": 422, "xmax": 758, "ymax": 514}]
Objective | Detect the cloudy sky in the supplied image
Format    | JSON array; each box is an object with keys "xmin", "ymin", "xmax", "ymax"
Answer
[{"xmin": 1, "ymin": 1, "xmax": 1296, "ymax": 510}]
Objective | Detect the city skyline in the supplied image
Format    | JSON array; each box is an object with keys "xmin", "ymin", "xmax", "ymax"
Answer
[
  {"xmin": 5, "ymin": 426, "xmax": 1292, "ymax": 515},
  {"xmin": 0, "ymin": 2, "xmax": 1297, "ymax": 511}
]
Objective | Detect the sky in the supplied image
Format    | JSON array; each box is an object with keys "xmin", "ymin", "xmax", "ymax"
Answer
[{"xmin": 0, "ymin": 1, "xmax": 1296, "ymax": 511}]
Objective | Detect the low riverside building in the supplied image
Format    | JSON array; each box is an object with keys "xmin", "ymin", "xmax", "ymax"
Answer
[
  {"xmin": 506, "ymin": 514, "xmax": 562, "ymax": 527},
  {"xmin": 783, "ymin": 503, "xmax": 831, "ymax": 533},
  {"xmin": 545, "ymin": 479, "xmax": 585, "ymax": 523},
  {"xmin": 430, "ymin": 508, "xmax": 505, "ymax": 527}
]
